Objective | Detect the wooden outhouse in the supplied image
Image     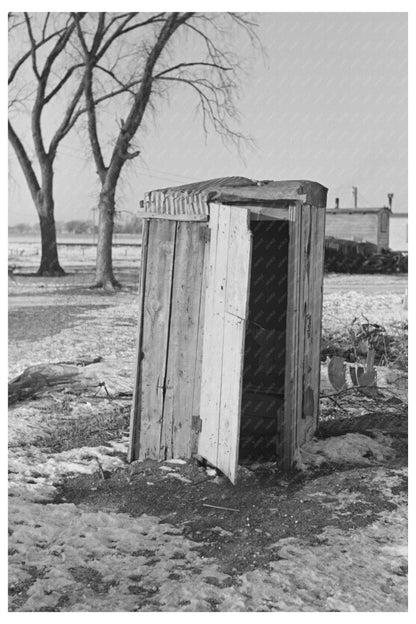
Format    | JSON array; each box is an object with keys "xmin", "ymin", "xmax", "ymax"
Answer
[{"xmin": 128, "ymin": 177, "xmax": 327, "ymax": 483}]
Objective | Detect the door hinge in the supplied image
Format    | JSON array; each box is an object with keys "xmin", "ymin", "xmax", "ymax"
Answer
[{"xmin": 192, "ymin": 415, "xmax": 202, "ymax": 433}]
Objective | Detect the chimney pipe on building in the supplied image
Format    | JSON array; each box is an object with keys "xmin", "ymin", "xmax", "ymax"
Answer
[
  {"xmin": 335, "ymin": 197, "xmax": 339, "ymax": 209},
  {"xmin": 387, "ymin": 193, "xmax": 394, "ymax": 210},
  {"xmin": 352, "ymin": 186, "xmax": 358, "ymax": 208}
]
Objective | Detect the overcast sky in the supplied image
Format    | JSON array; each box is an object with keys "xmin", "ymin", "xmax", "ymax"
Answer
[{"xmin": 8, "ymin": 11, "xmax": 408, "ymax": 225}]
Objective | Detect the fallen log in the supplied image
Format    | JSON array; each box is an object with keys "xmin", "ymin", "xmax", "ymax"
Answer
[
  {"xmin": 8, "ymin": 357, "xmax": 133, "ymax": 405},
  {"xmin": 8, "ymin": 363, "xmax": 83, "ymax": 404}
]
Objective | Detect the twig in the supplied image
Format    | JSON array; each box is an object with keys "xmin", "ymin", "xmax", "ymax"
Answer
[
  {"xmin": 382, "ymin": 334, "xmax": 389, "ymax": 366},
  {"xmin": 390, "ymin": 375, "xmax": 408, "ymax": 384},
  {"xmin": 322, "ymin": 394, "xmax": 348, "ymax": 413},
  {"xmin": 321, "ymin": 385, "xmax": 407, "ymax": 405},
  {"xmin": 202, "ymin": 503, "xmax": 240, "ymax": 512},
  {"xmin": 190, "ymin": 477, "xmax": 213, "ymax": 486},
  {"xmin": 59, "ymin": 356, "xmax": 102, "ymax": 366},
  {"xmin": 95, "ymin": 458, "xmax": 105, "ymax": 479}
]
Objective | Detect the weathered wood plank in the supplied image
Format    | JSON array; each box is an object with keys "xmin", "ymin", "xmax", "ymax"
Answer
[
  {"xmin": 299, "ymin": 206, "xmax": 326, "ymax": 444},
  {"xmin": 198, "ymin": 205, "xmax": 252, "ymax": 482},
  {"xmin": 140, "ymin": 212, "xmax": 209, "ymax": 222},
  {"xmin": 216, "ymin": 208, "xmax": 252, "ymax": 483},
  {"xmin": 161, "ymin": 222, "xmax": 206, "ymax": 458},
  {"xmin": 190, "ymin": 225, "xmax": 209, "ymax": 455},
  {"xmin": 198, "ymin": 205, "xmax": 229, "ymax": 467},
  {"xmin": 296, "ymin": 205, "xmax": 312, "ymax": 447},
  {"xmin": 128, "ymin": 219, "xmax": 150, "ymax": 462},
  {"xmin": 139, "ymin": 219, "xmax": 177, "ymax": 460},
  {"xmin": 216, "ymin": 315, "xmax": 244, "ymax": 481},
  {"xmin": 280, "ymin": 203, "xmax": 302, "ymax": 468}
]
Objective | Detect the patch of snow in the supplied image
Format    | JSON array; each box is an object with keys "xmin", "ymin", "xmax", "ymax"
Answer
[
  {"xmin": 236, "ymin": 505, "xmax": 407, "ymax": 612},
  {"xmin": 165, "ymin": 458, "xmax": 187, "ymax": 465},
  {"xmin": 8, "ymin": 443, "xmax": 127, "ymax": 503}
]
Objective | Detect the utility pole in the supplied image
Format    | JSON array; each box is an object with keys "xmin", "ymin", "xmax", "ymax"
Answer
[{"xmin": 352, "ymin": 186, "xmax": 358, "ymax": 208}]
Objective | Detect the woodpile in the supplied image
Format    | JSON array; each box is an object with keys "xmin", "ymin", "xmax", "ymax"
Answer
[{"xmin": 324, "ymin": 237, "xmax": 407, "ymax": 273}]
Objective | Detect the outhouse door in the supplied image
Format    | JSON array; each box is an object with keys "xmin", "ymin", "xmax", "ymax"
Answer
[{"xmin": 198, "ymin": 204, "xmax": 252, "ymax": 483}]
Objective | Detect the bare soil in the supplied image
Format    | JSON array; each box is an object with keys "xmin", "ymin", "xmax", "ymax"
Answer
[{"xmin": 60, "ymin": 408, "xmax": 407, "ymax": 577}]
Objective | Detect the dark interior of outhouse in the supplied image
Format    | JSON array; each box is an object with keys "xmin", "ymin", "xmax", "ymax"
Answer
[{"xmin": 239, "ymin": 219, "xmax": 289, "ymax": 461}]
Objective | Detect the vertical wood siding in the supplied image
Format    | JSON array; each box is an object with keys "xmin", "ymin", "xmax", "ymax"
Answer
[
  {"xmin": 198, "ymin": 205, "xmax": 252, "ymax": 483},
  {"xmin": 128, "ymin": 219, "xmax": 150, "ymax": 462},
  {"xmin": 297, "ymin": 205, "xmax": 326, "ymax": 447},
  {"xmin": 138, "ymin": 220, "xmax": 177, "ymax": 459},
  {"xmin": 281, "ymin": 204, "xmax": 325, "ymax": 467},
  {"xmin": 128, "ymin": 220, "xmax": 207, "ymax": 461},
  {"xmin": 161, "ymin": 222, "xmax": 206, "ymax": 459}
]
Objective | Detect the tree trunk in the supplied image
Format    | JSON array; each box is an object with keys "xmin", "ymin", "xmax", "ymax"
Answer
[
  {"xmin": 93, "ymin": 183, "xmax": 121, "ymax": 290},
  {"xmin": 37, "ymin": 211, "xmax": 64, "ymax": 276},
  {"xmin": 9, "ymin": 121, "xmax": 64, "ymax": 277},
  {"xmin": 36, "ymin": 167, "xmax": 65, "ymax": 276}
]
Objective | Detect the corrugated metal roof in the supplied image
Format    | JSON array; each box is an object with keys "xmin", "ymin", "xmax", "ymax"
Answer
[{"xmin": 143, "ymin": 177, "xmax": 327, "ymax": 217}]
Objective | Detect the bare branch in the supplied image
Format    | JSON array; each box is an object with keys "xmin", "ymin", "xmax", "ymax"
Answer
[
  {"xmin": 44, "ymin": 64, "xmax": 84, "ymax": 104},
  {"xmin": 42, "ymin": 12, "xmax": 50, "ymax": 40},
  {"xmin": 8, "ymin": 14, "xmax": 25, "ymax": 33},
  {"xmin": 8, "ymin": 120, "xmax": 40, "ymax": 202},
  {"xmin": 24, "ymin": 13, "xmax": 40, "ymax": 80},
  {"xmin": 8, "ymin": 24, "xmax": 68, "ymax": 85},
  {"xmin": 40, "ymin": 15, "xmax": 84, "ymax": 81},
  {"xmin": 72, "ymin": 13, "xmax": 107, "ymax": 179},
  {"xmin": 95, "ymin": 64, "xmax": 129, "ymax": 89},
  {"xmin": 154, "ymin": 61, "xmax": 231, "ymax": 79},
  {"xmin": 100, "ymin": 12, "xmax": 132, "ymax": 38},
  {"xmin": 156, "ymin": 75, "xmax": 248, "ymax": 147},
  {"xmin": 95, "ymin": 13, "xmax": 138, "ymax": 60},
  {"xmin": 87, "ymin": 79, "xmax": 144, "ymax": 105},
  {"xmin": 119, "ymin": 148, "xmax": 141, "ymax": 160},
  {"xmin": 48, "ymin": 79, "xmax": 85, "ymax": 157},
  {"xmin": 116, "ymin": 13, "xmax": 167, "ymax": 37},
  {"xmin": 90, "ymin": 12, "xmax": 106, "ymax": 56}
]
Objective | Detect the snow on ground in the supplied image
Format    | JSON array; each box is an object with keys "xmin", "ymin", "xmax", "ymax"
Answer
[
  {"xmin": 8, "ymin": 276, "xmax": 408, "ymax": 611},
  {"xmin": 9, "ymin": 452, "xmax": 407, "ymax": 611},
  {"xmin": 8, "ymin": 291, "xmax": 138, "ymax": 380},
  {"xmin": 9, "ymin": 440, "xmax": 128, "ymax": 503},
  {"xmin": 322, "ymin": 290, "xmax": 407, "ymax": 336}
]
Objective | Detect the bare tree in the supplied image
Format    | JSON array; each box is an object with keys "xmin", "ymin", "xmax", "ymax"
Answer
[
  {"xmin": 73, "ymin": 12, "xmax": 260, "ymax": 290},
  {"xmin": 8, "ymin": 12, "xmax": 86, "ymax": 275}
]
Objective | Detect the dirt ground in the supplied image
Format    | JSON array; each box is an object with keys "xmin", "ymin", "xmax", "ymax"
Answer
[{"xmin": 8, "ymin": 264, "xmax": 408, "ymax": 612}]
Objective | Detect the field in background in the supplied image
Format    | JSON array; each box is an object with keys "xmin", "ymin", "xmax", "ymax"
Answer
[
  {"xmin": 8, "ymin": 235, "xmax": 142, "ymax": 270},
  {"xmin": 8, "ymin": 235, "xmax": 408, "ymax": 296}
]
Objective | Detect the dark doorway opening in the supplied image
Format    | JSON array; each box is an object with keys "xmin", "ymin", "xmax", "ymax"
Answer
[{"xmin": 239, "ymin": 220, "xmax": 289, "ymax": 461}]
